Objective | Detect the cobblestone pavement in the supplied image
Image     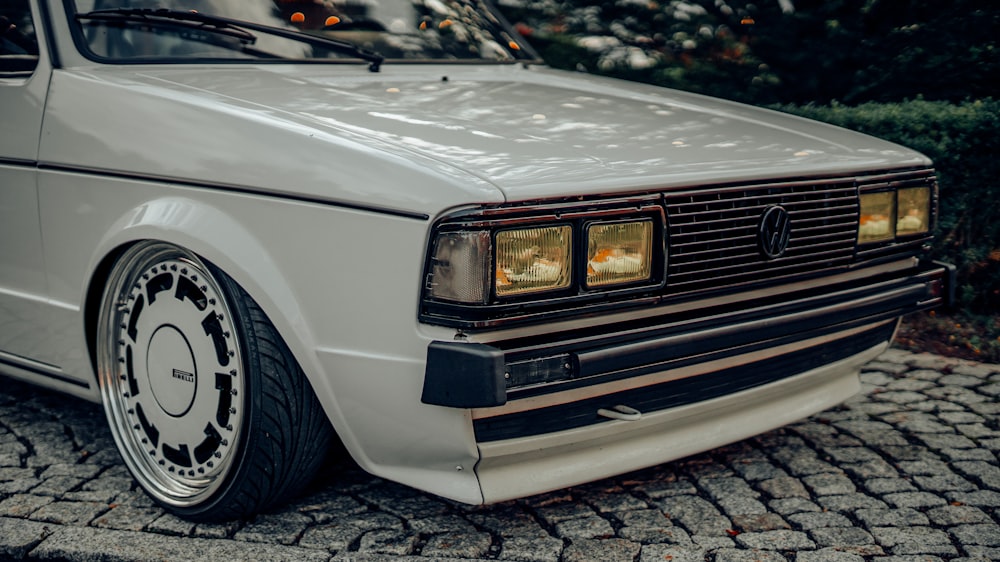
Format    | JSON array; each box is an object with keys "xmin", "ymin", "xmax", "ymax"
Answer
[{"xmin": 2, "ymin": 348, "xmax": 999, "ymax": 562}]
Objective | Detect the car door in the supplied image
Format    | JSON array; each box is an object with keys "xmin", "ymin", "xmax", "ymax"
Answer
[{"xmin": 0, "ymin": 0, "xmax": 53, "ymax": 370}]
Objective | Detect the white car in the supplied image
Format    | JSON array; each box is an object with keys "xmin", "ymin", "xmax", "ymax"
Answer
[{"xmin": 1, "ymin": 0, "xmax": 951, "ymax": 520}]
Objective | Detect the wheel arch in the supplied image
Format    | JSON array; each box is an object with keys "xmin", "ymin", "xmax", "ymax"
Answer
[{"xmin": 82, "ymin": 197, "xmax": 337, "ymax": 431}]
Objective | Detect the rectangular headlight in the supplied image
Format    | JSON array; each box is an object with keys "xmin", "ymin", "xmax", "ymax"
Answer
[
  {"xmin": 586, "ymin": 220, "xmax": 654, "ymax": 288},
  {"xmin": 896, "ymin": 186, "xmax": 931, "ymax": 237},
  {"xmin": 427, "ymin": 230, "xmax": 491, "ymax": 303},
  {"xmin": 858, "ymin": 191, "xmax": 895, "ymax": 244},
  {"xmin": 495, "ymin": 225, "xmax": 572, "ymax": 297}
]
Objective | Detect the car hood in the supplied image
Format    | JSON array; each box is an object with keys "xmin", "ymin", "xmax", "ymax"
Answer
[{"xmin": 43, "ymin": 64, "xmax": 929, "ymax": 216}]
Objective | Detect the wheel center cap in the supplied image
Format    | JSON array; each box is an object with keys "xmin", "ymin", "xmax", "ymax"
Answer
[{"xmin": 147, "ymin": 325, "xmax": 197, "ymax": 417}]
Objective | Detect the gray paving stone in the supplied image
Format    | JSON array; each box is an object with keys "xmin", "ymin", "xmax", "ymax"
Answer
[
  {"xmin": 369, "ymin": 492, "xmax": 450, "ymax": 521},
  {"xmin": 191, "ymin": 520, "xmax": 241, "ymax": 540},
  {"xmin": 938, "ymin": 374, "xmax": 988, "ymax": 387},
  {"xmin": 0, "ymin": 493, "xmax": 53, "ymax": 517},
  {"xmin": 953, "ymin": 460, "xmax": 1000, "ymax": 490},
  {"xmin": 0, "ymin": 516, "xmax": 53, "ymax": 558},
  {"xmin": 535, "ymin": 501, "xmax": 595, "ymax": 525},
  {"xmin": 409, "ymin": 514, "xmax": 477, "ymax": 534},
  {"xmin": 585, "ymin": 491, "xmax": 649, "ymax": 513},
  {"xmin": 871, "ymin": 526, "xmax": 958, "ymax": 556},
  {"xmin": 730, "ymin": 513, "xmax": 790, "ymax": 532},
  {"xmin": 641, "ymin": 478, "xmax": 699, "ymax": 499},
  {"xmin": 30, "ymin": 475, "xmax": 87, "ymax": 497},
  {"xmin": 803, "ymin": 473, "xmax": 856, "ymax": 496},
  {"xmin": 758, "ymin": 476, "xmax": 810, "ymax": 499},
  {"xmin": 691, "ymin": 534, "xmax": 735, "ymax": 550},
  {"xmin": 907, "ymin": 353, "xmax": 956, "ymax": 371},
  {"xmin": 946, "ymin": 490, "xmax": 1000, "ymax": 507},
  {"xmin": 422, "ymin": 530, "xmax": 493, "ymax": 558},
  {"xmin": 619, "ymin": 523, "xmax": 693, "ymax": 545},
  {"xmin": 874, "ymin": 391, "xmax": 927, "ymax": 404},
  {"xmin": 769, "ymin": 497, "xmax": 822, "ymax": 516},
  {"xmin": 914, "ymin": 473, "xmax": 978, "ymax": 493},
  {"xmin": 31, "ymin": 524, "xmax": 331, "ymax": 561},
  {"xmin": 735, "ymin": 529, "xmax": 815, "ymax": 550},
  {"xmin": 637, "ymin": 543, "xmax": 705, "ymax": 562},
  {"xmin": 90, "ymin": 505, "xmax": 163, "ymax": 532},
  {"xmin": 232, "ymin": 511, "xmax": 313, "ymax": 545},
  {"xmin": 714, "ymin": 548, "xmax": 787, "ymax": 562},
  {"xmin": 898, "ymin": 458, "xmax": 952, "ymax": 475},
  {"xmin": 884, "ymin": 378, "xmax": 935, "ymax": 392},
  {"xmin": 968, "ymin": 401, "xmax": 1000, "ymax": 416},
  {"xmin": 854, "ymin": 508, "xmax": 930, "ymax": 528},
  {"xmin": 294, "ymin": 491, "xmax": 369, "ymax": 524},
  {"xmin": 815, "ymin": 493, "xmax": 888, "ymax": 513},
  {"xmin": 863, "ymin": 361, "xmax": 910, "ymax": 376},
  {"xmin": 909, "ymin": 399, "xmax": 966, "ymax": 412},
  {"xmin": 864, "ymin": 478, "xmax": 917, "ymax": 495},
  {"xmin": 0, "ymin": 477, "xmax": 40, "ymax": 495},
  {"xmin": 939, "ymin": 447, "xmax": 997, "ymax": 461},
  {"xmin": 553, "ymin": 515, "xmax": 615, "ymax": 540},
  {"xmin": 787, "ymin": 511, "xmax": 853, "ymax": 530},
  {"xmin": 146, "ymin": 512, "xmax": 195, "ymax": 536},
  {"xmin": 656, "ymin": 494, "xmax": 731, "ymax": 535},
  {"xmin": 29, "ymin": 500, "xmax": 107, "ymax": 525},
  {"xmin": 882, "ymin": 491, "xmax": 949, "ymax": 509},
  {"xmin": 923, "ymin": 386, "xmax": 988, "ymax": 406},
  {"xmin": 948, "ymin": 523, "xmax": 1000, "ymax": 546},
  {"xmin": 731, "ymin": 461, "xmax": 787, "ymax": 482},
  {"xmin": 962, "ymin": 546, "xmax": 1000, "ymax": 560},
  {"xmin": 716, "ymin": 495, "xmax": 768, "ymax": 517},
  {"xmin": 809, "ymin": 527, "xmax": 875, "ymax": 549},
  {"xmin": 842, "ymin": 459, "xmax": 900, "ymax": 479},
  {"xmin": 795, "ymin": 548, "xmax": 865, "ymax": 562},
  {"xmin": 771, "ymin": 449, "xmax": 839, "ymax": 476},
  {"xmin": 699, "ymin": 476, "xmax": 758, "ymax": 500},
  {"xmin": 38, "ymin": 463, "xmax": 102, "ymax": 480},
  {"xmin": 875, "ymin": 348, "xmax": 915, "ymax": 364},
  {"xmin": 845, "ymin": 402, "xmax": 903, "ymax": 416},
  {"xmin": 498, "ymin": 535, "xmax": 563, "ymax": 562},
  {"xmin": 357, "ymin": 528, "xmax": 417, "ymax": 556},
  {"xmin": 467, "ymin": 507, "xmax": 549, "ymax": 538},
  {"xmin": 951, "ymin": 363, "xmax": 999, "ymax": 377},
  {"xmin": 564, "ymin": 538, "xmax": 641, "ymax": 562},
  {"xmin": 925, "ymin": 504, "xmax": 993, "ymax": 526},
  {"xmin": 298, "ymin": 520, "xmax": 370, "ymax": 552}
]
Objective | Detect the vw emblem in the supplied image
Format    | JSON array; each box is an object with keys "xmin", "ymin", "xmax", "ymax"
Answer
[{"xmin": 758, "ymin": 205, "xmax": 791, "ymax": 259}]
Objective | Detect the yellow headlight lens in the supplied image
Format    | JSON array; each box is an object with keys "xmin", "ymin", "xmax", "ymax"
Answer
[
  {"xmin": 896, "ymin": 187, "xmax": 930, "ymax": 237},
  {"xmin": 495, "ymin": 226, "xmax": 572, "ymax": 297},
  {"xmin": 586, "ymin": 220, "xmax": 654, "ymax": 288},
  {"xmin": 858, "ymin": 191, "xmax": 895, "ymax": 244}
]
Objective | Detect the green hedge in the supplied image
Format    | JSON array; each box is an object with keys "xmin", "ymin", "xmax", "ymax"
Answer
[{"xmin": 776, "ymin": 99, "xmax": 1000, "ymax": 312}]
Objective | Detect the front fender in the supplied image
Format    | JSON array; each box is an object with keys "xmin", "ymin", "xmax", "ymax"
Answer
[{"xmin": 83, "ymin": 196, "xmax": 320, "ymax": 418}]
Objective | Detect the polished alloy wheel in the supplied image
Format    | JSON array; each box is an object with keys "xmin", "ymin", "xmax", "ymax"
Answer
[{"xmin": 98, "ymin": 242, "xmax": 245, "ymax": 508}]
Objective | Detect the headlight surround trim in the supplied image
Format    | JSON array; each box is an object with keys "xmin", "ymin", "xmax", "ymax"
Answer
[{"xmin": 422, "ymin": 201, "xmax": 667, "ymax": 317}]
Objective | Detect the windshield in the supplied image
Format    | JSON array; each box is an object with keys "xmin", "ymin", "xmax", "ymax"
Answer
[{"xmin": 67, "ymin": 0, "xmax": 531, "ymax": 63}]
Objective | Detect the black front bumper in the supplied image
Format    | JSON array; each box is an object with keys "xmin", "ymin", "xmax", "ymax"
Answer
[{"xmin": 422, "ymin": 260, "xmax": 954, "ymax": 411}]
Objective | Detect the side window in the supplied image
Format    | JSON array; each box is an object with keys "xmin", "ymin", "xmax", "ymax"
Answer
[{"xmin": 0, "ymin": 0, "xmax": 39, "ymax": 75}]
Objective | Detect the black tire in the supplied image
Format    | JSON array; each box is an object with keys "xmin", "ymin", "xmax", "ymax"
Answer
[{"xmin": 96, "ymin": 241, "xmax": 332, "ymax": 521}]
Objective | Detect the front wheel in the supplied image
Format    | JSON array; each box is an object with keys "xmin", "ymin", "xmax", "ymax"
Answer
[{"xmin": 96, "ymin": 241, "xmax": 331, "ymax": 520}]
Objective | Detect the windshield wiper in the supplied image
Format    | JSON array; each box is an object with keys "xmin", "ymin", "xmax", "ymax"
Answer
[{"xmin": 76, "ymin": 8, "xmax": 385, "ymax": 71}]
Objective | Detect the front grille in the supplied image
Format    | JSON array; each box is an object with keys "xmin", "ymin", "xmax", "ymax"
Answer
[{"xmin": 665, "ymin": 179, "xmax": 859, "ymax": 292}]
